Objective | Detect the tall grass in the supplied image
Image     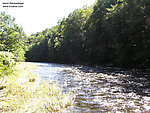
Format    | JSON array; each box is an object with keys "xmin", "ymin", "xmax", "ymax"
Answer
[{"xmin": 0, "ymin": 62, "xmax": 74, "ymax": 112}]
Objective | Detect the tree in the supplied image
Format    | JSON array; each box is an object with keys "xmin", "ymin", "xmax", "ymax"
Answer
[{"xmin": 0, "ymin": 12, "xmax": 26, "ymax": 61}]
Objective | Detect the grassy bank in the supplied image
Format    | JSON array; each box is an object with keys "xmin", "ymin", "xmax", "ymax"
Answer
[{"xmin": 0, "ymin": 62, "xmax": 74, "ymax": 112}]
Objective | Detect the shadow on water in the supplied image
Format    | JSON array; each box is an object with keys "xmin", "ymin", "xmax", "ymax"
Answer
[
  {"xmin": 32, "ymin": 62, "xmax": 150, "ymax": 112},
  {"xmin": 77, "ymin": 65, "xmax": 150, "ymax": 97}
]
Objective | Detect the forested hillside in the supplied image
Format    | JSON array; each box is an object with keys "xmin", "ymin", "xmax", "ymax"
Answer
[
  {"xmin": 25, "ymin": 0, "xmax": 150, "ymax": 68},
  {"xmin": 1, "ymin": 0, "xmax": 150, "ymax": 69}
]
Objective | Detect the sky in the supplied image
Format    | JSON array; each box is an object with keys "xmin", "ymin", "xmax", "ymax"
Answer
[{"xmin": 0, "ymin": 0, "xmax": 96, "ymax": 36}]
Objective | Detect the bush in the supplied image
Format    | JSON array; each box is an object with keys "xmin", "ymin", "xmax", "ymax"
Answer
[
  {"xmin": 0, "ymin": 51, "xmax": 15, "ymax": 66},
  {"xmin": 0, "ymin": 51, "xmax": 15, "ymax": 76}
]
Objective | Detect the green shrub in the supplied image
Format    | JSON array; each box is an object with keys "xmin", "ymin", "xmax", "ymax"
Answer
[
  {"xmin": 0, "ymin": 51, "xmax": 15, "ymax": 66},
  {"xmin": 13, "ymin": 48, "xmax": 25, "ymax": 62},
  {"xmin": 0, "ymin": 51, "xmax": 16, "ymax": 76}
]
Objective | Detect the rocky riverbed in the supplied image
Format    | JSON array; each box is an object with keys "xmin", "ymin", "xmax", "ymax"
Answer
[{"xmin": 33, "ymin": 63, "xmax": 150, "ymax": 112}]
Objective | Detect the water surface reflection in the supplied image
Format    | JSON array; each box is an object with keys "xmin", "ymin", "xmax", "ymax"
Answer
[{"xmin": 32, "ymin": 62, "xmax": 150, "ymax": 112}]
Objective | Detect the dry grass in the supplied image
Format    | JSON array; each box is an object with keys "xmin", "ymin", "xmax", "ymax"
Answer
[{"xmin": 0, "ymin": 62, "xmax": 74, "ymax": 113}]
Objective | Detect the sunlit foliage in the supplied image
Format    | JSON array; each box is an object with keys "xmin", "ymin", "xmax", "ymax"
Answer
[
  {"xmin": 0, "ymin": 12, "xmax": 26, "ymax": 61},
  {"xmin": 26, "ymin": 0, "xmax": 150, "ymax": 68}
]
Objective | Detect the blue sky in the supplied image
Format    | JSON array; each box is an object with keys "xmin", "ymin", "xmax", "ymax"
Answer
[{"xmin": 0, "ymin": 0, "xmax": 96, "ymax": 36}]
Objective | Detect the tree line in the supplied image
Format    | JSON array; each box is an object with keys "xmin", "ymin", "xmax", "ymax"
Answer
[
  {"xmin": 1, "ymin": 0, "xmax": 150, "ymax": 69},
  {"xmin": 26, "ymin": 0, "xmax": 150, "ymax": 68}
]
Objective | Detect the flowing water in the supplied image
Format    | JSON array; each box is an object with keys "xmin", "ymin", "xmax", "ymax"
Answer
[{"xmin": 31, "ymin": 62, "xmax": 150, "ymax": 113}]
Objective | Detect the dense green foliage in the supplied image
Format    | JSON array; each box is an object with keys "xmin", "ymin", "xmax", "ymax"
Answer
[
  {"xmin": 0, "ymin": 51, "xmax": 15, "ymax": 76},
  {"xmin": 0, "ymin": 12, "xmax": 26, "ymax": 61},
  {"xmin": 0, "ymin": 12, "xmax": 27, "ymax": 76},
  {"xmin": 26, "ymin": 0, "xmax": 150, "ymax": 68},
  {"xmin": 25, "ymin": 6, "xmax": 93, "ymax": 63}
]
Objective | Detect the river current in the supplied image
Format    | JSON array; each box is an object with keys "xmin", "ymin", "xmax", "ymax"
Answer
[{"xmin": 31, "ymin": 62, "xmax": 150, "ymax": 113}]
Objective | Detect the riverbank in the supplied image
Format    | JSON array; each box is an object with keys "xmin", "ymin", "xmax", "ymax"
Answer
[{"xmin": 0, "ymin": 62, "xmax": 74, "ymax": 112}]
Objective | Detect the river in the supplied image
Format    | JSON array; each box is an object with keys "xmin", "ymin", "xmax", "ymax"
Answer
[{"xmin": 31, "ymin": 62, "xmax": 150, "ymax": 112}]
